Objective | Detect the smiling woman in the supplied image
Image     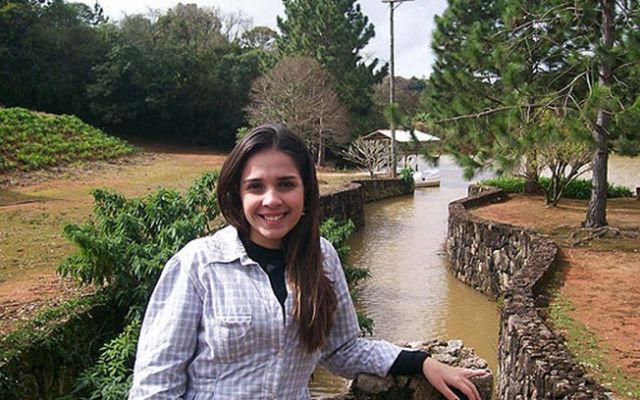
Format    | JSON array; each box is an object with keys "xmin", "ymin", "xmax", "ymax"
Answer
[{"xmin": 128, "ymin": 123, "xmax": 487, "ymax": 400}]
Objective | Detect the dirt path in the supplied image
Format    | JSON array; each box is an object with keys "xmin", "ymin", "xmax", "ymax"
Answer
[
  {"xmin": 0, "ymin": 146, "xmax": 227, "ymax": 334},
  {"xmin": 472, "ymin": 195, "xmax": 640, "ymax": 398}
]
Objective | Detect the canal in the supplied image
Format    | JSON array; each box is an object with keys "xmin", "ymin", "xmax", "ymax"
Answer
[{"xmin": 310, "ymin": 156, "xmax": 499, "ymax": 397}]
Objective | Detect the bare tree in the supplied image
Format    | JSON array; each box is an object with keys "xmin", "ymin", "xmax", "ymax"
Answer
[
  {"xmin": 246, "ymin": 56, "xmax": 349, "ymax": 166},
  {"xmin": 341, "ymin": 137, "xmax": 390, "ymax": 178}
]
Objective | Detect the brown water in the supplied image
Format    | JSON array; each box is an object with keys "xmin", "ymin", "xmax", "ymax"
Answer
[{"xmin": 309, "ymin": 156, "xmax": 500, "ymax": 398}]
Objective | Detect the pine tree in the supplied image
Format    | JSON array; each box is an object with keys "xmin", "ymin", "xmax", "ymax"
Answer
[
  {"xmin": 422, "ymin": 0, "xmax": 639, "ymax": 221},
  {"xmin": 277, "ymin": 0, "xmax": 384, "ymax": 135}
]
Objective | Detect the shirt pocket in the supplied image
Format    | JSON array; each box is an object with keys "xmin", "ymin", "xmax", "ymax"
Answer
[{"xmin": 212, "ymin": 312, "xmax": 254, "ymax": 363}]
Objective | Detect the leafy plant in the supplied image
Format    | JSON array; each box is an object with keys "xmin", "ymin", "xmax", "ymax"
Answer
[
  {"xmin": 320, "ymin": 218, "xmax": 373, "ymax": 334},
  {"xmin": 399, "ymin": 166, "xmax": 415, "ymax": 189},
  {"xmin": 0, "ymin": 107, "xmax": 136, "ymax": 172},
  {"xmin": 480, "ymin": 176, "xmax": 632, "ymax": 201},
  {"xmin": 59, "ymin": 172, "xmax": 220, "ymax": 398}
]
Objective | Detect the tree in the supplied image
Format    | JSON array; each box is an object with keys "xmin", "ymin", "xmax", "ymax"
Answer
[
  {"xmin": 239, "ymin": 26, "xmax": 278, "ymax": 50},
  {"xmin": 421, "ymin": 0, "xmax": 640, "ymax": 222},
  {"xmin": 372, "ymin": 76, "xmax": 423, "ymax": 130},
  {"xmin": 341, "ymin": 137, "xmax": 389, "ymax": 178},
  {"xmin": 277, "ymin": 0, "xmax": 385, "ymax": 135},
  {"xmin": 86, "ymin": 4, "xmax": 261, "ymax": 146},
  {"xmin": 0, "ymin": 0, "xmax": 109, "ymax": 119},
  {"xmin": 245, "ymin": 56, "xmax": 349, "ymax": 165}
]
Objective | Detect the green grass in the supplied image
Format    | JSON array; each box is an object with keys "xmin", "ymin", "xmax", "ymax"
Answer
[
  {"xmin": 0, "ymin": 107, "xmax": 136, "ymax": 172},
  {"xmin": 549, "ymin": 294, "xmax": 640, "ymax": 399}
]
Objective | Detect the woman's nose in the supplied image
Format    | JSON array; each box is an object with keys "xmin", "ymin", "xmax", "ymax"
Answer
[{"xmin": 262, "ymin": 188, "xmax": 282, "ymax": 207}]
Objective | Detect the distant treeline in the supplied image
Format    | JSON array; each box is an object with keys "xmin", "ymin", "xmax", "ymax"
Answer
[{"xmin": 0, "ymin": 1, "xmax": 268, "ymax": 147}]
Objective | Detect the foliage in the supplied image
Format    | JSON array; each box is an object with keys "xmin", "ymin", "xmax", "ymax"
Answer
[
  {"xmin": 246, "ymin": 56, "xmax": 349, "ymax": 165},
  {"xmin": 87, "ymin": 5, "xmax": 262, "ymax": 146},
  {"xmin": 0, "ymin": 291, "xmax": 121, "ymax": 400},
  {"xmin": 421, "ymin": 0, "xmax": 640, "ymax": 225},
  {"xmin": 372, "ymin": 76, "xmax": 424, "ymax": 130},
  {"xmin": 0, "ymin": 107, "xmax": 136, "ymax": 172},
  {"xmin": 399, "ymin": 167, "xmax": 415, "ymax": 189},
  {"xmin": 58, "ymin": 171, "xmax": 219, "ymax": 398},
  {"xmin": 479, "ymin": 176, "xmax": 632, "ymax": 200},
  {"xmin": 0, "ymin": 0, "xmax": 109, "ymax": 120},
  {"xmin": 71, "ymin": 320, "xmax": 140, "ymax": 400},
  {"xmin": 59, "ymin": 171, "xmax": 219, "ymax": 318},
  {"xmin": 340, "ymin": 137, "xmax": 389, "ymax": 178},
  {"xmin": 0, "ymin": 0, "xmax": 263, "ymax": 147},
  {"xmin": 277, "ymin": 0, "xmax": 384, "ymax": 135},
  {"xmin": 320, "ymin": 218, "xmax": 373, "ymax": 334}
]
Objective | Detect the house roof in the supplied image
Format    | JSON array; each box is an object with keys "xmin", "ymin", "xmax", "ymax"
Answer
[{"xmin": 361, "ymin": 129, "xmax": 440, "ymax": 143}]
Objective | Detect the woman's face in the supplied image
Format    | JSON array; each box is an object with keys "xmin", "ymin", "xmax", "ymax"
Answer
[{"xmin": 240, "ymin": 148, "xmax": 305, "ymax": 249}]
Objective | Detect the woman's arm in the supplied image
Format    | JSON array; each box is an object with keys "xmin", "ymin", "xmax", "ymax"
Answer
[
  {"xmin": 318, "ymin": 240, "xmax": 402, "ymax": 379},
  {"xmin": 128, "ymin": 254, "xmax": 204, "ymax": 400}
]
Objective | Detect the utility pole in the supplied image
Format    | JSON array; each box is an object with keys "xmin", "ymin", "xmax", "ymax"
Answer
[{"xmin": 382, "ymin": 0, "xmax": 413, "ymax": 177}]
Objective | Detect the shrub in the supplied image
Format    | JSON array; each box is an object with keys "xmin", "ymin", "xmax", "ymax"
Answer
[
  {"xmin": 478, "ymin": 176, "xmax": 525, "ymax": 193},
  {"xmin": 60, "ymin": 171, "xmax": 220, "ymax": 398},
  {"xmin": 480, "ymin": 176, "xmax": 633, "ymax": 200}
]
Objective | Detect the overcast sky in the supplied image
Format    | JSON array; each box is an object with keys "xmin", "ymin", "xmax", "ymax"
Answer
[{"xmin": 78, "ymin": 0, "xmax": 448, "ymax": 78}]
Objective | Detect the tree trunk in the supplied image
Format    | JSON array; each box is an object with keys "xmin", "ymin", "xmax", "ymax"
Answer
[{"xmin": 584, "ymin": 0, "xmax": 613, "ymax": 228}]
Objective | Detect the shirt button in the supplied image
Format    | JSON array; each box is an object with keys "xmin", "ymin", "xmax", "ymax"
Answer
[
  {"xmin": 269, "ymin": 394, "xmax": 276, "ymax": 400},
  {"xmin": 277, "ymin": 350, "xmax": 285, "ymax": 358}
]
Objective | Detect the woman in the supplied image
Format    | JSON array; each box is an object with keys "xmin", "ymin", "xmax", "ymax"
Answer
[{"xmin": 129, "ymin": 123, "xmax": 486, "ymax": 400}]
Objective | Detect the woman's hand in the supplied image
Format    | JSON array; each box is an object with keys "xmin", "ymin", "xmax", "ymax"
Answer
[{"xmin": 422, "ymin": 357, "xmax": 487, "ymax": 400}]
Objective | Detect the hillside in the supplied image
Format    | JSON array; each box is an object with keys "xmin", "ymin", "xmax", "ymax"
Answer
[{"xmin": 0, "ymin": 107, "xmax": 136, "ymax": 172}]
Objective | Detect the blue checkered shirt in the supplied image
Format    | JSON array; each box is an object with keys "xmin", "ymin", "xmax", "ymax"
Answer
[{"xmin": 129, "ymin": 226, "xmax": 402, "ymax": 399}]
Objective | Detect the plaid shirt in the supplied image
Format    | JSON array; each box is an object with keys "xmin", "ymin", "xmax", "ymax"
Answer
[{"xmin": 129, "ymin": 226, "xmax": 402, "ymax": 400}]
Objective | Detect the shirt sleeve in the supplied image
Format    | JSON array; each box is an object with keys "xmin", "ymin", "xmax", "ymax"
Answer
[
  {"xmin": 319, "ymin": 239, "xmax": 403, "ymax": 379},
  {"xmin": 389, "ymin": 350, "xmax": 429, "ymax": 376},
  {"xmin": 128, "ymin": 249, "xmax": 204, "ymax": 400}
]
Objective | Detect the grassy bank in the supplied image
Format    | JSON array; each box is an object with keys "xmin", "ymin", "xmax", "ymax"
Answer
[{"xmin": 0, "ymin": 107, "xmax": 136, "ymax": 172}]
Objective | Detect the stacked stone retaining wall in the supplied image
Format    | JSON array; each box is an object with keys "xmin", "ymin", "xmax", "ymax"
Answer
[
  {"xmin": 447, "ymin": 187, "xmax": 612, "ymax": 399},
  {"xmin": 319, "ymin": 178, "xmax": 412, "ymax": 229}
]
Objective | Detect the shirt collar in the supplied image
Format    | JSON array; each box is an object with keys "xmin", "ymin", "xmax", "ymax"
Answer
[{"xmin": 210, "ymin": 225, "xmax": 255, "ymax": 267}]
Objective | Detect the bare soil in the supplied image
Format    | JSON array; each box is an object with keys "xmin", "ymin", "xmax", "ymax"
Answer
[{"xmin": 472, "ymin": 195, "xmax": 640, "ymax": 394}]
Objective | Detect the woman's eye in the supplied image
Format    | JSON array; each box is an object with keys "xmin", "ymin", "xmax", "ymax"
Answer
[
  {"xmin": 245, "ymin": 182, "xmax": 263, "ymax": 191},
  {"xmin": 279, "ymin": 181, "xmax": 296, "ymax": 189}
]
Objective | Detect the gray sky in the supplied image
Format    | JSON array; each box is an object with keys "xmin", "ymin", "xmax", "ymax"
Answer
[{"xmin": 79, "ymin": 0, "xmax": 448, "ymax": 78}]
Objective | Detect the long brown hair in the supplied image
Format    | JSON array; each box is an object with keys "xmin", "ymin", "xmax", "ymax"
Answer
[{"xmin": 217, "ymin": 123, "xmax": 337, "ymax": 353}]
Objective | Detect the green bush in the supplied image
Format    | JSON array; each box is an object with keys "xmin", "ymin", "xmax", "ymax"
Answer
[
  {"xmin": 480, "ymin": 176, "xmax": 632, "ymax": 199},
  {"xmin": 399, "ymin": 166, "xmax": 415, "ymax": 189},
  {"xmin": 60, "ymin": 171, "xmax": 220, "ymax": 399},
  {"xmin": 478, "ymin": 176, "xmax": 525, "ymax": 193},
  {"xmin": 0, "ymin": 107, "xmax": 136, "ymax": 172}
]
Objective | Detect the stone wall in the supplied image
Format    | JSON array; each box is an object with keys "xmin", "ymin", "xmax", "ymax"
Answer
[
  {"xmin": 446, "ymin": 188, "xmax": 612, "ymax": 399},
  {"xmin": 337, "ymin": 340, "xmax": 493, "ymax": 400},
  {"xmin": 319, "ymin": 178, "xmax": 412, "ymax": 229},
  {"xmin": 352, "ymin": 178, "xmax": 413, "ymax": 204}
]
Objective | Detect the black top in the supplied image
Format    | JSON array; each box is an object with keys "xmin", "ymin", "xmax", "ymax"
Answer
[{"xmin": 241, "ymin": 237, "xmax": 427, "ymax": 376}]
